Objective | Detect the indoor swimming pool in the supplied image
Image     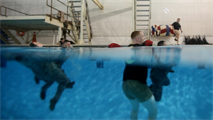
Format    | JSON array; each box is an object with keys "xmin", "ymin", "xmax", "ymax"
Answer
[{"xmin": 0, "ymin": 46, "xmax": 213, "ymax": 120}]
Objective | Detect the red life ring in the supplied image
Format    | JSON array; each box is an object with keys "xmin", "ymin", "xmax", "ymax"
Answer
[{"xmin": 17, "ymin": 31, "xmax": 25, "ymax": 36}]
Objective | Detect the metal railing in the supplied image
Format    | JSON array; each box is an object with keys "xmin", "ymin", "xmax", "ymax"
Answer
[
  {"xmin": 85, "ymin": 0, "xmax": 93, "ymax": 39},
  {"xmin": 46, "ymin": 0, "xmax": 71, "ymax": 21},
  {"xmin": 0, "ymin": 0, "xmax": 93, "ymax": 44},
  {"xmin": 0, "ymin": 6, "xmax": 29, "ymax": 17},
  {"xmin": 92, "ymin": 0, "xmax": 104, "ymax": 10},
  {"xmin": 132, "ymin": 0, "xmax": 136, "ymax": 31},
  {"xmin": 0, "ymin": 1, "xmax": 71, "ymax": 21},
  {"xmin": 48, "ymin": 0, "xmax": 92, "ymax": 40},
  {"xmin": 148, "ymin": 0, "xmax": 151, "ymax": 39}
]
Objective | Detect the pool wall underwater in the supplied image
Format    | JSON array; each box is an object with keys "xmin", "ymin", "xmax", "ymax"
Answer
[{"xmin": 0, "ymin": 46, "xmax": 213, "ymax": 120}]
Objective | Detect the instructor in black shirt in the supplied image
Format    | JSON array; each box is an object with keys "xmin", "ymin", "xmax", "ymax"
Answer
[
  {"xmin": 122, "ymin": 31, "xmax": 157, "ymax": 120},
  {"xmin": 172, "ymin": 18, "xmax": 183, "ymax": 45}
]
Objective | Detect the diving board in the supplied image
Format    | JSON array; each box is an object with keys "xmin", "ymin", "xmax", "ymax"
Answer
[
  {"xmin": 0, "ymin": 15, "xmax": 72, "ymax": 31},
  {"xmin": 0, "ymin": 15, "xmax": 73, "ymax": 43}
]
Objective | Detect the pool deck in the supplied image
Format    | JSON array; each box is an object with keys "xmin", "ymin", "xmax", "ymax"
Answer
[
  {"xmin": 0, "ymin": 44, "xmax": 212, "ymax": 48},
  {"xmin": 0, "ymin": 44, "xmax": 127, "ymax": 47}
]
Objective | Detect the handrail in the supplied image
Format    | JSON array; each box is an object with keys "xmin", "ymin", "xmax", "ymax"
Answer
[
  {"xmin": 46, "ymin": 0, "xmax": 71, "ymax": 21},
  {"xmin": 133, "ymin": 0, "xmax": 136, "ymax": 31},
  {"xmin": 0, "ymin": 6, "xmax": 29, "ymax": 17},
  {"xmin": 148, "ymin": 0, "xmax": 151, "ymax": 39},
  {"xmin": 57, "ymin": 0, "xmax": 69, "ymax": 7},
  {"xmin": 67, "ymin": 0, "xmax": 79, "ymax": 43},
  {"xmin": 85, "ymin": 0, "xmax": 93, "ymax": 39},
  {"xmin": 57, "ymin": 0, "xmax": 69, "ymax": 20},
  {"xmin": 92, "ymin": 0, "xmax": 104, "ymax": 10},
  {"xmin": 0, "ymin": 1, "xmax": 71, "ymax": 21}
]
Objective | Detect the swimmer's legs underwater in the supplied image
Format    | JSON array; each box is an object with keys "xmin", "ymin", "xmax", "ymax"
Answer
[
  {"xmin": 129, "ymin": 99, "xmax": 139, "ymax": 120},
  {"xmin": 40, "ymin": 81, "xmax": 54, "ymax": 100},
  {"xmin": 149, "ymin": 69, "xmax": 171, "ymax": 101},
  {"xmin": 128, "ymin": 96, "xmax": 157, "ymax": 120},
  {"xmin": 34, "ymin": 76, "xmax": 40, "ymax": 84},
  {"xmin": 123, "ymin": 80, "xmax": 157, "ymax": 120},
  {"xmin": 50, "ymin": 81, "xmax": 75, "ymax": 111},
  {"xmin": 149, "ymin": 85, "xmax": 163, "ymax": 102},
  {"xmin": 49, "ymin": 83, "xmax": 66, "ymax": 111}
]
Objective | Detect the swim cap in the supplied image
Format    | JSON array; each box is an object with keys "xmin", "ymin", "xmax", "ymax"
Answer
[
  {"xmin": 145, "ymin": 40, "xmax": 153, "ymax": 46},
  {"xmin": 108, "ymin": 43, "xmax": 122, "ymax": 48}
]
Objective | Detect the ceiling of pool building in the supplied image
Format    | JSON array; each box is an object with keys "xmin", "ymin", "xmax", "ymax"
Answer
[{"xmin": 0, "ymin": 0, "xmax": 212, "ymax": 46}]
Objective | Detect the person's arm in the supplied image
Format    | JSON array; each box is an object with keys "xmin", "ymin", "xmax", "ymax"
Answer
[
  {"xmin": 172, "ymin": 23, "xmax": 175, "ymax": 30},
  {"xmin": 172, "ymin": 25, "xmax": 174, "ymax": 30},
  {"xmin": 180, "ymin": 27, "xmax": 183, "ymax": 33}
]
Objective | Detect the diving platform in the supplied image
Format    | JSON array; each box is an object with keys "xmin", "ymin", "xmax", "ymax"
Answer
[
  {"xmin": 0, "ymin": 15, "xmax": 73, "ymax": 44},
  {"xmin": 0, "ymin": 0, "xmax": 94, "ymax": 45},
  {"xmin": 0, "ymin": 15, "xmax": 72, "ymax": 31}
]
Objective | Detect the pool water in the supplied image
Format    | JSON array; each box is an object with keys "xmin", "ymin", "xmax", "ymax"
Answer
[{"xmin": 0, "ymin": 46, "xmax": 213, "ymax": 120}]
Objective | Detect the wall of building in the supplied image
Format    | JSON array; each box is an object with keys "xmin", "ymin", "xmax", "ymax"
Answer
[
  {"xmin": 150, "ymin": 0, "xmax": 213, "ymax": 45},
  {"xmin": 1, "ymin": 0, "xmax": 212, "ymax": 45}
]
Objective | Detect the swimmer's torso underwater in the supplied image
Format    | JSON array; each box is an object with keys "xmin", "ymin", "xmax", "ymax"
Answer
[{"xmin": 0, "ymin": 46, "xmax": 212, "ymax": 119}]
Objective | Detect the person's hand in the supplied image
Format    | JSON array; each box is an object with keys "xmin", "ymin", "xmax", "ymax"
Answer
[
  {"xmin": 62, "ymin": 42, "xmax": 72, "ymax": 47},
  {"xmin": 169, "ymin": 69, "xmax": 175, "ymax": 73},
  {"xmin": 36, "ymin": 42, "xmax": 43, "ymax": 47},
  {"xmin": 32, "ymin": 42, "xmax": 43, "ymax": 47}
]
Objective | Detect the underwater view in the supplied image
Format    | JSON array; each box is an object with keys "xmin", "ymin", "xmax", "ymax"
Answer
[{"xmin": 0, "ymin": 46, "xmax": 213, "ymax": 120}]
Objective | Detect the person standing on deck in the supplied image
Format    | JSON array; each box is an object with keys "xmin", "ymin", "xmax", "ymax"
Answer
[{"xmin": 172, "ymin": 18, "xmax": 183, "ymax": 45}]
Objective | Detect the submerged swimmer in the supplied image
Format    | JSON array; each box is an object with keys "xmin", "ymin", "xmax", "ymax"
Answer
[
  {"xmin": 149, "ymin": 41, "xmax": 175, "ymax": 101},
  {"xmin": 61, "ymin": 40, "xmax": 73, "ymax": 47},
  {"xmin": 4, "ymin": 42, "xmax": 75, "ymax": 111},
  {"xmin": 29, "ymin": 42, "xmax": 43, "ymax": 47},
  {"xmin": 15, "ymin": 52, "xmax": 74, "ymax": 111}
]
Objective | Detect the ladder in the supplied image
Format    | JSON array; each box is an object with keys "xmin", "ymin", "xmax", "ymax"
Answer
[
  {"xmin": 67, "ymin": 0, "xmax": 92, "ymax": 44},
  {"xmin": 0, "ymin": 29, "xmax": 21, "ymax": 44},
  {"xmin": 133, "ymin": 0, "xmax": 151, "ymax": 39},
  {"xmin": 0, "ymin": 29, "xmax": 10, "ymax": 44}
]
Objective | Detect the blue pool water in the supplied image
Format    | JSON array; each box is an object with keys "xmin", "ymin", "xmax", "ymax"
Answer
[{"xmin": 0, "ymin": 46, "xmax": 213, "ymax": 120}]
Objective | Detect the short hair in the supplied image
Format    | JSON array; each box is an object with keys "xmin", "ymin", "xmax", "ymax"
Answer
[
  {"xmin": 60, "ymin": 39, "xmax": 69, "ymax": 45},
  {"xmin": 157, "ymin": 41, "xmax": 165, "ymax": 46},
  {"xmin": 64, "ymin": 40, "xmax": 70, "ymax": 43},
  {"xmin": 29, "ymin": 42, "xmax": 37, "ymax": 47},
  {"xmin": 60, "ymin": 38, "xmax": 64, "ymax": 40},
  {"xmin": 177, "ymin": 18, "xmax": 180, "ymax": 20},
  {"xmin": 61, "ymin": 40, "xmax": 71, "ymax": 46},
  {"xmin": 131, "ymin": 31, "xmax": 141, "ymax": 40}
]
